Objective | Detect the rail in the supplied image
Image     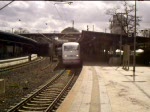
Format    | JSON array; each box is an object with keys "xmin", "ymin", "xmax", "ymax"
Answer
[{"xmin": 7, "ymin": 69, "xmax": 74, "ymax": 112}]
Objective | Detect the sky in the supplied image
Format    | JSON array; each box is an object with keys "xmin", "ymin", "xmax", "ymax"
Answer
[{"xmin": 0, "ymin": 1, "xmax": 149, "ymax": 34}]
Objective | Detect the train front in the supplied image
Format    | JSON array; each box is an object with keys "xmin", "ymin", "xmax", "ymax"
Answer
[{"xmin": 62, "ymin": 42, "xmax": 81, "ymax": 66}]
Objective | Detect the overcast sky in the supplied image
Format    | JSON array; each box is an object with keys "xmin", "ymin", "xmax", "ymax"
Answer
[{"xmin": 0, "ymin": 1, "xmax": 149, "ymax": 33}]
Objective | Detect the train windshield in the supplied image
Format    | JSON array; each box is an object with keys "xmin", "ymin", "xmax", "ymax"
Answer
[{"xmin": 64, "ymin": 45, "xmax": 79, "ymax": 51}]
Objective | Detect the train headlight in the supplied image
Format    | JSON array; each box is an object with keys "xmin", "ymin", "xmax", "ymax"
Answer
[
  {"xmin": 64, "ymin": 55, "xmax": 67, "ymax": 57},
  {"xmin": 76, "ymin": 55, "xmax": 79, "ymax": 57}
]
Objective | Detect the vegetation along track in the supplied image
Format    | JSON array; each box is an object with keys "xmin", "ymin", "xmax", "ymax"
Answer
[{"xmin": 8, "ymin": 68, "xmax": 78, "ymax": 112}]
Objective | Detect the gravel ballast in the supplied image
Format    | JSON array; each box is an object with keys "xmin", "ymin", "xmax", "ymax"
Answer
[{"xmin": 0, "ymin": 58, "xmax": 58, "ymax": 112}]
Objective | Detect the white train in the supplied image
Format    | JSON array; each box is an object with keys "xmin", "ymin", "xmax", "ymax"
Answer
[{"xmin": 62, "ymin": 42, "xmax": 82, "ymax": 67}]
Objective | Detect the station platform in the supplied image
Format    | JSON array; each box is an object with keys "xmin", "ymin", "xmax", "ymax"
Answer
[
  {"xmin": 0, "ymin": 54, "xmax": 38, "ymax": 68},
  {"xmin": 57, "ymin": 64, "xmax": 150, "ymax": 112}
]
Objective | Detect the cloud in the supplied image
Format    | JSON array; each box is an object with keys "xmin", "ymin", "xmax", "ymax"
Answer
[
  {"xmin": 0, "ymin": 1, "xmax": 149, "ymax": 33},
  {"xmin": 138, "ymin": 2, "xmax": 150, "ymax": 24}
]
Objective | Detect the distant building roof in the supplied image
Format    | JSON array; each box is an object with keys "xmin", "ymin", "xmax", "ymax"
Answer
[{"xmin": 61, "ymin": 27, "xmax": 80, "ymax": 34}]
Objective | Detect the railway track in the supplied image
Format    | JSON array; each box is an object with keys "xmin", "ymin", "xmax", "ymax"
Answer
[{"xmin": 8, "ymin": 69, "xmax": 77, "ymax": 112}]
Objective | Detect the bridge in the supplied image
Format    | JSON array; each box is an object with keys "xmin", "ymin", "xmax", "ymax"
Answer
[{"xmin": 2, "ymin": 30, "xmax": 150, "ymax": 65}]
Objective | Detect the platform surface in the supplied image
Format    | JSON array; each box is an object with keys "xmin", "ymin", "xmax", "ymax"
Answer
[
  {"xmin": 57, "ymin": 64, "xmax": 150, "ymax": 112},
  {"xmin": 0, "ymin": 54, "xmax": 38, "ymax": 68}
]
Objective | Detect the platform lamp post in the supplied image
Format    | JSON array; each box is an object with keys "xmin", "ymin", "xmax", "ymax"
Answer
[{"xmin": 133, "ymin": 0, "xmax": 137, "ymax": 82}]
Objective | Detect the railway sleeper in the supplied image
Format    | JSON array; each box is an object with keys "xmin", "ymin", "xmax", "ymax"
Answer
[
  {"xmin": 44, "ymin": 89, "xmax": 62, "ymax": 92},
  {"xmin": 55, "ymin": 102, "xmax": 61, "ymax": 107},
  {"xmin": 43, "ymin": 92, "xmax": 61, "ymax": 96},
  {"xmin": 40, "ymin": 93, "xmax": 59, "ymax": 97},
  {"xmin": 40, "ymin": 91, "xmax": 56, "ymax": 94},
  {"xmin": 51, "ymin": 94, "xmax": 59, "ymax": 97},
  {"xmin": 30, "ymin": 100, "xmax": 52, "ymax": 104},
  {"xmin": 61, "ymin": 96, "xmax": 66, "ymax": 99},
  {"xmin": 32, "ymin": 98, "xmax": 53, "ymax": 101},
  {"xmin": 51, "ymin": 109, "xmax": 56, "ymax": 112},
  {"xmin": 42, "ymin": 90, "xmax": 61, "ymax": 94},
  {"xmin": 35, "ymin": 96, "xmax": 53, "ymax": 99},
  {"xmin": 40, "ymin": 91, "xmax": 59, "ymax": 94},
  {"xmin": 21, "ymin": 106, "xmax": 47, "ymax": 111},
  {"xmin": 38, "ymin": 93, "xmax": 58, "ymax": 96},
  {"xmin": 18, "ymin": 109, "xmax": 44, "ymax": 112},
  {"xmin": 39, "ymin": 93, "xmax": 59, "ymax": 97},
  {"xmin": 44, "ymin": 88, "xmax": 62, "ymax": 92},
  {"xmin": 26, "ymin": 103, "xmax": 49, "ymax": 107},
  {"xmin": 60, "ymin": 97, "xmax": 65, "ymax": 100},
  {"xmin": 46, "ymin": 86, "xmax": 63, "ymax": 89},
  {"xmin": 53, "ymin": 106, "xmax": 59, "ymax": 110},
  {"xmin": 48, "ymin": 86, "xmax": 64, "ymax": 89},
  {"xmin": 52, "ymin": 104, "xmax": 61, "ymax": 111}
]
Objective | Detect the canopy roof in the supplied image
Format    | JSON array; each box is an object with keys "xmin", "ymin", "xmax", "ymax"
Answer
[{"xmin": 0, "ymin": 31, "xmax": 38, "ymax": 46}]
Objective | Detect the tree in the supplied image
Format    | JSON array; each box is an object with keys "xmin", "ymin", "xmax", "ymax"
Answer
[
  {"xmin": 14, "ymin": 28, "xmax": 30, "ymax": 34},
  {"xmin": 106, "ymin": 1, "xmax": 142, "ymax": 35}
]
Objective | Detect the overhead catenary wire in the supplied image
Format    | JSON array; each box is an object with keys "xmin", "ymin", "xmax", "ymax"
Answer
[
  {"xmin": 60, "ymin": 5, "xmax": 68, "ymax": 22},
  {"xmin": 36, "ymin": 30, "xmax": 52, "ymax": 43},
  {"xmin": 53, "ymin": 4, "xmax": 64, "ymax": 21},
  {"xmin": 53, "ymin": 3, "xmax": 66, "ymax": 27},
  {"xmin": 50, "ymin": 1, "xmax": 73, "ymax": 29},
  {"xmin": 0, "ymin": 0, "xmax": 15, "ymax": 11}
]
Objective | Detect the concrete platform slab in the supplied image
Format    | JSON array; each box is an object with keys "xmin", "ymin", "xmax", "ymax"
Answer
[{"xmin": 57, "ymin": 65, "xmax": 150, "ymax": 112}]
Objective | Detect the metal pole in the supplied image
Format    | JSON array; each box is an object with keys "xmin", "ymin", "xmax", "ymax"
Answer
[
  {"xmin": 93, "ymin": 25, "xmax": 94, "ymax": 31},
  {"xmin": 133, "ymin": 0, "xmax": 136, "ymax": 81},
  {"xmin": 72, "ymin": 20, "xmax": 74, "ymax": 28},
  {"xmin": 120, "ymin": 13, "xmax": 123, "ymax": 65}
]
